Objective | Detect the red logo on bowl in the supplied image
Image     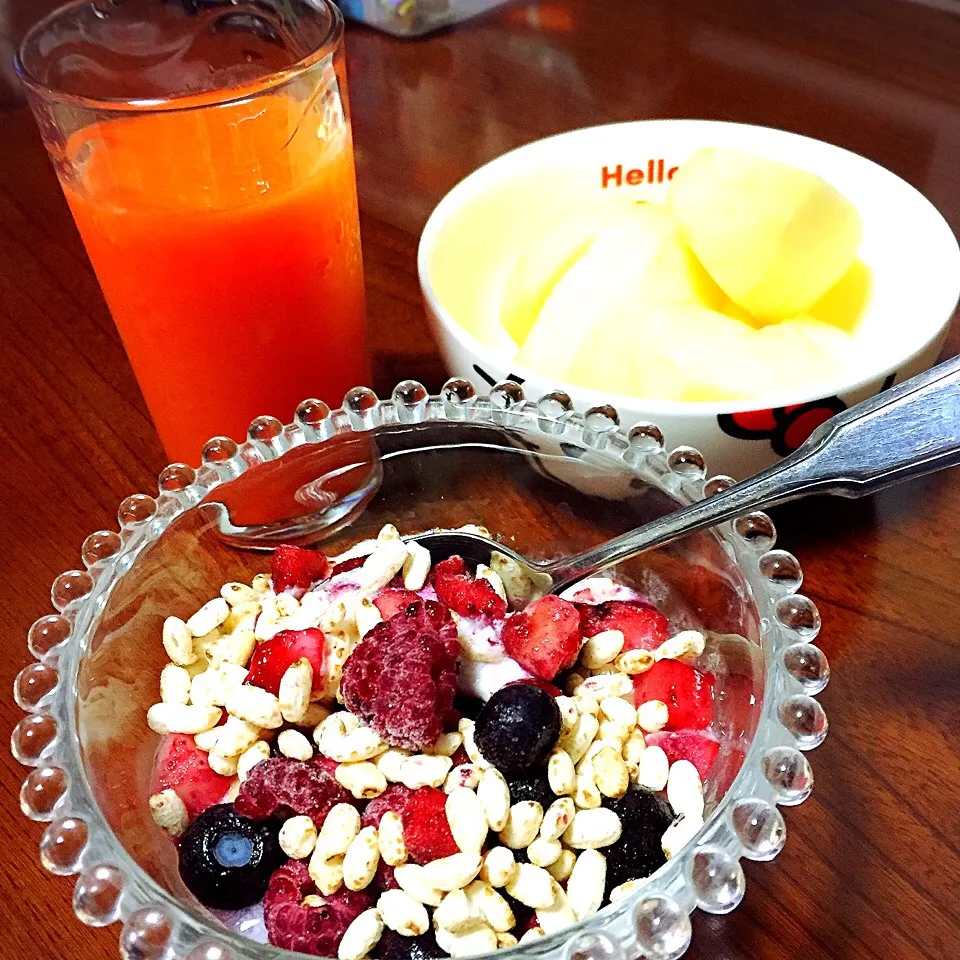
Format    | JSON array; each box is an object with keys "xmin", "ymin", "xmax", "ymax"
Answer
[{"xmin": 601, "ymin": 160, "xmax": 679, "ymax": 188}]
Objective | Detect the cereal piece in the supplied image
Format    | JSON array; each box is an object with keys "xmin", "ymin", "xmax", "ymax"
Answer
[
  {"xmin": 426, "ymin": 732, "xmax": 463, "ymax": 758},
  {"xmin": 434, "ymin": 889, "xmax": 476, "ymax": 933},
  {"xmin": 338, "ymin": 908, "xmax": 384, "ymax": 960},
  {"xmin": 278, "ymin": 657, "xmax": 313, "ymax": 724},
  {"xmin": 566, "ymin": 849, "xmax": 606, "ymax": 920},
  {"xmin": 402, "ymin": 540, "xmax": 432, "ymax": 591},
  {"xmin": 237, "ymin": 741, "xmax": 271, "ymax": 780},
  {"xmin": 421, "ymin": 853, "xmax": 483, "ymax": 892},
  {"xmin": 490, "ymin": 551, "xmax": 537, "ymax": 609},
  {"xmin": 623, "ymin": 729, "xmax": 647, "ymax": 764},
  {"xmin": 563, "ymin": 713, "xmax": 600, "ymax": 765},
  {"xmin": 278, "ymin": 729, "xmax": 314, "ymax": 761},
  {"xmin": 316, "ymin": 721, "xmax": 385, "ymax": 764},
  {"xmin": 190, "ymin": 668, "xmax": 228, "ymax": 708},
  {"xmin": 252, "ymin": 573, "xmax": 271, "ymax": 594},
  {"xmin": 655, "ymin": 630, "xmax": 706, "ymax": 663},
  {"xmin": 149, "ymin": 789, "xmax": 188, "ymax": 838},
  {"xmin": 459, "ymin": 721, "xmax": 491, "ymax": 771},
  {"xmin": 554, "ymin": 696, "xmax": 580, "ymax": 734},
  {"xmin": 599, "ymin": 696, "xmax": 637, "ymax": 728},
  {"xmin": 224, "ymin": 685, "xmax": 281, "ymax": 729},
  {"xmin": 354, "ymin": 596, "xmax": 383, "ymax": 638},
  {"xmin": 535, "ymin": 879, "xmax": 576, "ymax": 934},
  {"xmin": 317, "ymin": 802, "xmax": 362, "ymax": 858},
  {"xmin": 637, "ymin": 699, "xmax": 669, "ymax": 733},
  {"xmin": 361, "ymin": 541, "xmax": 408, "ymax": 593},
  {"xmin": 636, "ymin": 745, "xmax": 669, "ymax": 791},
  {"xmin": 480, "ymin": 846, "xmax": 516, "ymax": 889},
  {"xmin": 147, "ymin": 703, "xmax": 221, "ymax": 736},
  {"xmin": 343, "ymin": 826, "xmax": 380, "ymax": 891},
  {"xmin": 309, "ymin": 852, "xmax": 345, "ymax": 896},
  {"xmin": 616, "ymin": 649, "xmax": 655, "ymax": 676},
  {"xmin": 378, "ymin": 889, "xmax": 429, "ymax": 937},
  {"xmin": 547, "ymin": 749, "xmax": 576, "ymax": 796},
  {"xmin": 578, "ymin": 673, "xmax": 633, "ymax": 700},
  {"xmin": 598, "ymin": 720, "xmax": 631, "ymax": 745},
  {"xmin": 187, "ymin": 598, "xmax": 230, "ymax": 638},
  {"xmin": 337, "ymin": 762, "xmax": 388, "ymax": 799},
  {"xmin": 580, "ymin": 630, "xmax": 625, "ymax": 669},
  {"xmin": 465, "ymin": 881, "xmax": 515, "ymax": 933},
  {"xmin": 208, "ymin": 751, "xmax": 238, "ymax": 776},
  {"xmin": 162, "ymin": 617, "xmax": 196, "ymax": 666},
  {"xmin": 376, "ymin": 748, "xmax": 412, "ymax": 783},
  {"xmin": 526, "ymin": 837, "xmax": 562, "ymax": 868},
  {"xmin": 434, "ymin": 921, "xmax": 498, "ymax": 958},
  {"xmin": 475, "ymin": 564, "xmax": 508, "ymax": 603},
  {"xmin": 378, "ymin": 811, "xmax": 407, "ymax": 866},
  {"xmin": 221, "ymin": 582, "xmax": 258, "ymax": 606},
  {"xmin": 573, "ymin": 769, "xmax": 602, "ymax": 810},
  {"xmin": 444, "ymin": 764, "xmax": 481, "ymax": 793},
  {"xmin": 573, "ymin": 694, "xmax": 599, "ymax": 717},
  {"xmin": 276, "ymin": 593, "xmax": 301, "ymax": 619},
  {"xmin": 214, "ymin": 716, "xmax": 261, "ymax": 758},
  {"xmin": 666, "ymin": 759, "xmax": 705, "ymax": 821},
  {"xmin": 609, "ymin": 878, "xmax": 644, "ymax": 902},
  {"xmin": 398, "ymin": 754, "xmax": 452, "ymax": 790},
  {"xmin": 518, "ymin": 927, "xmax": 546, "ymax": 944},
  {"xmin": 540, "ymin": 797, "xmax": 576, "ymax": 841},
  {"xmin": 496, "ymin": 933, "xmax": 518, "ymax": 950},
  {"xmin": 219, "ymin": 629, "xmax": 257, "ymax": 668},
  {"xmin": 446, "ymin": 787, "xmax": 489, "ymax": 855},
  {"xmin": 504, "ymin": 863, "xmax": 556, "ymax": 909},
  {"xmin": 476, "ymin": 768, "xmax": 510, "ymax": 831},
  {"xmin": 160, "ymin": 664, "xmax": 192, "ymax": 705},
  {"xmin": 280, "ymin": 815, "xmax": 319, "ymax": 860},
  {"xmin": 563, "ymin": 808, "xmax": 623, "ymax": 849},
  {"xmin": 393, "ymin": 864, "xmax": 444, "ymax": 906},
  {"xmin": 546, "ymin": 849, "xmax": 576, "ymax": 883},
  {"xmin": 662, "ymin": 812, "xmax": 704, "ymax": 858},
  {"xmin": 592, "ymin": 746, "xmax": 629, "ymax": 799},
  {"xmin": 498, "ymin": 801, "xmax": 543, "ymax": 850}
]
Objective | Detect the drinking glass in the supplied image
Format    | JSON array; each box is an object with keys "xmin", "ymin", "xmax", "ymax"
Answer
[{"xmin": 17, "ymin": 0, "xmax": 370, "ymax": 463}]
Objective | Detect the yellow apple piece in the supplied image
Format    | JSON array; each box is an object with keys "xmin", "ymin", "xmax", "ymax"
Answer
[
  {"xmin": 499, "ymin": 209, "xmax": 623, "ymax": 346},
  {"xmin": 666, "ymin": 147, "xmax": 862, "ymax": 321},
  {"xmin": 752, "ymin": 316, "xmax": 853, "ymax": 390},
  {"xmin": 807, "ymin": 259, "xmax": 872, "ymax": 333}
]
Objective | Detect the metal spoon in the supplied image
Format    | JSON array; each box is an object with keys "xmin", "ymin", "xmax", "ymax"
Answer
[{"xmin": 407, "ymin": 353, "xmax": 960, "ymax": 600}]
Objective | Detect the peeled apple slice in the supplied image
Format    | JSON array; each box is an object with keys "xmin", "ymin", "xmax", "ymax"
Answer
[
  {"xmin": 752, "ymin": 316, "xmax": 853, "ymax": 390},
  {"xmin": 667, "ymin": 148, "xmax": 862, "ymax": 321},
  {"xmin": 499, "ymin": 209, "xmax": 622, "ymax": 346}
]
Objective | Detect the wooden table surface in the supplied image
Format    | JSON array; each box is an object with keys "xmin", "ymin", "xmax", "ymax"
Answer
[{"xmin": 2, "ymin": 1, "xmax": 959, "ymax": 958}]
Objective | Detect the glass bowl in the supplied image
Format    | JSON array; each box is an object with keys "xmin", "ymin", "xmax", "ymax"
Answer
[{"xmin": 12, "ymin": 378, "xmax": 830, "ymax": 960}]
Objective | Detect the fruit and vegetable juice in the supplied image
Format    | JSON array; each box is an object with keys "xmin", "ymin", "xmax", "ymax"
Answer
[{"xmin": 18, "ymin": 0, "xmax": 368, "ymax": 464}]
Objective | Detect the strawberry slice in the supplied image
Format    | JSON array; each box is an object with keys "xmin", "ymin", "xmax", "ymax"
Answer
[
  {"xmin": 373, "ymin": 588, "xmax": 422, "ymax": 620},
  {"xmin": 433, "ymin": 556, "xmax": 507, "ymax": 620},
  {"xmin": 633, "ymin": 659, "xmax": 715, "ymax": 730},
  {"xmin": 578, "ymin": 600, "xmax": 669, "ymax": 652},
  {"xmin": 271, "ymin": 544, "xmax": 331, "ymax": 595},
  {"xmin": 150, "ymin": 733, "xmax": 233, "ymax": 820},
  {"xmin": 502, "ymin": 595, "xmax": 581, "ymax": 681},
  {"xmin": 245, "ymin": 628, "xmax": 326, "ymax": 696},
  {"xmin": 645, "ymin": 730, "xmax": 721, "ymax": 780},
  {"xmin": 400, "ymin": 787, "xmax": 460, "ymax": 863}
]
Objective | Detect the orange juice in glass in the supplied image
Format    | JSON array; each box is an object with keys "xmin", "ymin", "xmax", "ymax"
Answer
[{"xmin": 17, "ymin": 0, "xmax": 369, "ymax": 464}]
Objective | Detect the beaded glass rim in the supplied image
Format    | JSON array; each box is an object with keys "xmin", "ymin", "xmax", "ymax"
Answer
[{"xmin": 12, "ymin": 378, "xmax": 830, "ymax": 960}]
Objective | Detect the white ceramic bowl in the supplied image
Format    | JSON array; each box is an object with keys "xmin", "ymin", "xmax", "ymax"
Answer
[{"xmin": 419, "ymin": 120, "xmax": 960, "ymax": 478}]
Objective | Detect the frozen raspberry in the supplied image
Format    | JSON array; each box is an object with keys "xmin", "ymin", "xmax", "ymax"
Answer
[
  {"xmin": 401, "ymin": 787, "xmax": 460, "ymax": 863},
  {"xmin": 432, "ymin": 556, "xmax": 507, "ymax": 619},
  {"xmin": 235, "ymin": 758, "xmax": 351, "ymax": 824},
  {"xmin": 272, "ymin": 545, "xmax": 332, "ymax": 596},
  {"xmin": 633, "ymin": 659, "xmax": 715, "ymax": 730},
  {"xmin": 361, "ymin": 784, "xmax": 414, "ymax": 829},
  {"xmin": 502, "ymin": 595, "xmax": 581, "ymax": 681},
  {"xmin": 374, "ymin": 859, "xmax": 400, "ymax": 892},
  {"xmin": 245, "ymin": 628, "xmax": 326, "ymax": 696},
  {"xmin": 340, "ymin": 600, "xmax": 459, "ymax": 751},
  {"xmin": 577, "ymin": 600, "xmax": 669, "ymax": 652},
  {"xmin": 264, "ymin": 860, "xmax": 372, "ymax": 956},
  {"xmin": 373, "ymin": 588, "xmax": 422, "ymax": 620},
  {"xmin": 645, "ymin": 730, "xmax": 720, "ymax": 780}
]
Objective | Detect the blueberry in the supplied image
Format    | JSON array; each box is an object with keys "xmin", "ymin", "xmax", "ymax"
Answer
[
  {"xmin": 474, "ymin": 685, "xmax": 561, "ymax": 773},
  {"xmin": 601, "ymin": 788, "xmax": 675, "ymax": 894},
  {"xmin": 375, "ymin": 929, "xmax": 445, "ymax": 960},
  {"xmin": 179, "ymin": 804, "xmax": 285, "ymax": 909},
  {"xmin": 504, "ymin": 769, "xmax": 557, "ymax": 809}
]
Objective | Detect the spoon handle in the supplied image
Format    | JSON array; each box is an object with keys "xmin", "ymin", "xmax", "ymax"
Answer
[{"xmin": 546, "ymin": 353, "xmax": 960, "ymax": 590}]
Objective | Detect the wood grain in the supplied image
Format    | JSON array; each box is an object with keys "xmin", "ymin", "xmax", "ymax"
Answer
[{"xmin": 2, "ymin": 1, "xmax": 959, "ymax": 958}]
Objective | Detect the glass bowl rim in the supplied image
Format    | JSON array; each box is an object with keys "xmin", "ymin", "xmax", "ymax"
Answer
[{"xmin": 12, "ymin": 377, "xmax": 830, "ymax": 960}]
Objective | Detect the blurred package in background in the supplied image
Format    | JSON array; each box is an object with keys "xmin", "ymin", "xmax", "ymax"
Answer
[{"xmin": 336, "ymin": 0, "xmax": 512, "ymax": 36}]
